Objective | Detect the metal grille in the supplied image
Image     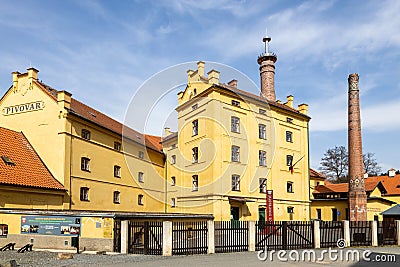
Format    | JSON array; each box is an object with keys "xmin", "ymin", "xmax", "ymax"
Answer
[
  {"xmin": 378, "ymin": 221, "xmax": 397, "ymax": 246},
  {"xmin": 349, "ymin": 221, "xmax": 372, "ymax": 246},
  {"xmin": 172, "ymin": 221, "xmax": 208, "ymax": 255},
  {"xmin": 215, "ymin": 221, "xmax": 248, "ymax": 253},
  {"xmin": 320, "ymin": 221, "xmax": 344, "ymax": 248},
  {"xmin": 128, "ymin": 221, "xmax": 163, "ymax": 255},
  {"xmin": 113, "ymin": 219, "xmax": 121, "ymax": 252}
]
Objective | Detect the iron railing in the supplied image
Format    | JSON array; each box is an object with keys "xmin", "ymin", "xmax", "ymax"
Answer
[
  {"xmin": 215, "ymin": 221, "xmax": 248, "ymax": 253},
  {"xmin": 172, "ymin": 221, "xmax": 208, "ymax": 255}
]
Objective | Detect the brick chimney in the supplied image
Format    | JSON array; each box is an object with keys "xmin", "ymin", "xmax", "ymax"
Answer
[
  {"xmin": 347, "ymin": 73, "xmax": 367, "ymax": 221},
  {"xmin": 258, "ymin": 35, "xmax": 277, "ymax": 101}
]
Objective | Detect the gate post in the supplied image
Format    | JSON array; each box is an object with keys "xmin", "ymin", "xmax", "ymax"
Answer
[
  {"xmin": 207, "ymin": 220, "xmax": 215, "ymax": 254},
  {"xmin": 248, "ymin": 221, "xmax": 255, "ymax": 252},
  {"xmin": 343, "ymin": 220, "xmax": 350, "ymax": 247},
  {"xmin": 313, "ymin": 220, "xmax": 320, "ymax": 249},
  {"xmin": 282, "ymin": 221, "xmax": 288, "ymax": 250},
  {"xmin": 162, "ymin": 221, "xmax": 172, "ymax": 256},
  {"xmin": 371, "ymin": 220, "xmax": 378, "ymax": 247},
  {"xmin": 121, "ymin": 220, "xmax": 129, "ymax": 254},
  {"xmin": 396, "ymin": 220, "xmax": 400, "ymax": 246}
]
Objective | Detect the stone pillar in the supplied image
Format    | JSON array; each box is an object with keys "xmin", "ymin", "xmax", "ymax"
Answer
[
  {"xmin": 371, "ymin": 220, "xmax": 378, "ymax": 246},
  {"xmin": 396, "ymin": 220, "xmax": 400, "ymax": 246},
  {"xmin": 343, "ymin": 220, "xmax": 351, "ymax": 247},
  {"xmin": 121, "ymin": 220, "xmax": 129, "ymax": 254},
  {"xmin": 248, "ymin": 221, "xmax": 256, "ymax": 252},
  {"xmin": 207, "ymin": 220, "xmax": 215, "ymax": 254},
  {"xmin": 313, "ymin": 220, "xmax": 320, "ymax": 249},
  {"xmin": 348, "ymin": 73, "xmax": 367, "ymax": 221},
  {"xmin": 162, "ymin": 221, "xmax": 172, "ymax": 256}
]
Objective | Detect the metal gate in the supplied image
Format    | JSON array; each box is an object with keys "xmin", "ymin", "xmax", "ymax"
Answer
[
  {"xmin": 172, "ymin": 221, "xmax": 208, "ymax": 255},
  {"xmin": 320, "ymin": 221, "xmax": 343, "ymax": 248},
  {"xmin": 256, "ymin": 221, "xmax": 314, "ymax": 251},
  {"xmin": 215, "ymin": 221, "xmax": 248, "ymax": 253},
  {"xmin": 113, "ymin": 219, "xmax": 121, "ymax": 252},
  {"xmin": 128, "ymin": 221, "xmax": 163, "ymax": 255},
  {"xmin": 349, "ymin": 221, "xmax": 372, "ymax": 246},
  {"xmin": 378, "ymin": 221, "xmax": 397, "ymax": 246}
]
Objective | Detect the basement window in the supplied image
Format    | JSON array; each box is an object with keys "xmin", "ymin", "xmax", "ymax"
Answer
[{"xmin": 1, "ymin": 156, "xmax": 15, "ymax": 166}]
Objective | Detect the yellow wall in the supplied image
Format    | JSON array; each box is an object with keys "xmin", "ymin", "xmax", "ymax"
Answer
[{"xmin": 0, "ymin": 187, "xmax": 64, "ymax": 210}]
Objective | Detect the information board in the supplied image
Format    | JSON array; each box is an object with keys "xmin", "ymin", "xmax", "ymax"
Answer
[{"xmin": 20, "ymin": 216, "xmax": 81, "ymax": 236}]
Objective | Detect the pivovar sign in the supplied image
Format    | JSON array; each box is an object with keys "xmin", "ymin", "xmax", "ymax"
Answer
[{"xmin": 2, "ymin": 101, "xmax": 44, "ymax": 116}]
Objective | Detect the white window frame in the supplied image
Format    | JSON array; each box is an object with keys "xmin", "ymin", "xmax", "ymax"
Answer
[
  {"xmin": 232, "ymin": 175, "xmax": 240, "ymax": 191},
  {"xmin": 231, "ymin": 117, "xmax": 240, "ymax": 133},
  {"xmin": 259, "ymin": 124, "xmax": 266, "ymax": 139},
  {"xmin": 259, "ymin": 150, "xmax": 267, "ymax": 166},
  {"xmin": 231, "ymin": 145, "xmax": 240, "ymax": 162}
]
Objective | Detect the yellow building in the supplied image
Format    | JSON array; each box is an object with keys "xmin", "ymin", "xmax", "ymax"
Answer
[
  {"xmin": 163, "ymin": 60, "xmax": 311, "ymax": 221},
  {"xmin": 311, "ymin": 173, "xmax": 400, "ymax": 221}
]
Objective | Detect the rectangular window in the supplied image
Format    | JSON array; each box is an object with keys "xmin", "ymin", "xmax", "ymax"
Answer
[
  {"xmin": 259, "ymin": 178, "xmax": 267, "ymax": 193},
  {"xmin": 138, "ymin": 151, "xmax": 144, "ymax": 159},
  {"xmin": 171, "ymin": 198, "xmax": 176, "ymax": 207},
  {"xmin": 138, "ymin": 172, "xmax": 144, "ymax": 183},
  {"xmin": 192, "ymin": 104, "xmax": 198, "ymax": 110},
  {"xmin": 259, "ymin": 150, "xmax": 266, "ymax": 166},
  {"xmin": 287, "ymin": 182, "xmax": 294, "ymax": 193},
  {"xmin": 231, "ymin": 117, "xmax": 240, "ymax": 133},
  {"xmin": 259, "ymin": 124, "xmax": 266, "ymax": 139},
  {"xmin": 171, "ymin": 176, "xmax": 176, "ymax": 186},
  {"xmin": 114, "ymin": 165, "xmax": 121, "ymax": 178},
  {"xmin": 82, "ymin": 129, "xmax": 91, "ymax": 140},
  {"xmin": 232, "ymin": 175, "xmax": 240, "ymax": 191},
  {"xmin": 316, "ymin": 209, "xmax": 322, "ymax": 220},
  {"xmin": 192, "ymin": 120, "xmax": 198, "ymax": 136},
  {"xmin": 192, "ymin": 147, "xmax": 198, "ymax": 163},
  {"xmin": 231, "ymin": 146, "xmax": 240, "ymax": 162},
  {"xmin": 138, "ymin": 194, "xmax": 144, "ymax": 205},
  {"xmin": 171, "ymin": 155, "xmax": 176, "ymax": 164},
  {"xmin": 113, "ymin": 191, "xmax": 120, "ymax": 204},
  {"xmin": 259, "ymin": 109, "xmax": 266, "ymax": 114},
  {"xmin": 287, "ymin": 207, "xmax": 294, "ymax": 213},
  {"xmin": 232, "ymin": 100, "xmax": 240, "ymax": 107},
  {"xmin": 332, "ymin": 208, "xmax": 338, "ymax": 221},
  {"xmin": 81, "ymin": 157, "xmax": 90, "ymax": 172},
  {"xmin": 192, "ymin": 175, "xmax": 198, "ymax": 191},
  {"xmin": 286, "ymin": 117, "xmax": 293, "ymax": 123},
  {"xmin": 114, "ymin": 142, "xmax": 121, "ymax": 151},
  {"xmin": 286, "ymin": 131, "xmax": 293, "ymax": 143},
  {"xmin": 80, "ymin": 187, "xmax": 89, "ymax": 201},
  {"xmin": 286, "ymin": 155, "xmax": 293, "ymax": 166}
]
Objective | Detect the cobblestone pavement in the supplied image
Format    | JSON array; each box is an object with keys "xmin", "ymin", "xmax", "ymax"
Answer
[{"xmin": 0, "ymin": 247, "xmax": 399, "ymax": 267}]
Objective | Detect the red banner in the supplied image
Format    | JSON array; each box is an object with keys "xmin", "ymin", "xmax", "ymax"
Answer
[{"xmin": 266, "ymin": 190, "xmax": 274, "ymax": 222}]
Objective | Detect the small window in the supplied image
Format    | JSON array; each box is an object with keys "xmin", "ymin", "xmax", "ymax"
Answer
[
  {"xmin": 82, "ymin": 129, "xmax": 91, "ymax": 140},
  {"xmin": 232, "ymin": 175, "xmax": 240, "ymax": 191},
  {"xmin": 1, "ymin": 156, "xmax": 15, "ymax": 166},
  {"xmin": 114, "ymin": 165, "xmax": 121, "ymax": 178},
  {"xmin": 259, "ymin": 124, "xmax": 266, "ymax": 139},
  {"xmin": 138, "ymin": 194, "xmax": 144, "ymax": 205},
  {"xmin": 138, "ymin": 172, "xmax": 144, "ymax": 183},
  {"xmin": 113, "ymin": 191, "xmax": 120, "ymax": 204},
  {"xmin": 138, "ymin": 151, "xmax": 144, "ymax": 159},
  {"xmin": 232, "ymin": 100, "xmax": 240, "ymax": 107},
  {"xmin": 287, "ymin": 206, "xmax": 294, "ymax": 214},
  {"xmin": 81, "ymin": 157, "xmax": 90, "ymax": 172},
  {"xmin": 171, "ymin": 155, "xmax": 176, "ymax": 164},
  {"xmin": 171, "ymin": 176, "xmax": 176, "ymax": 186},
  {"xmin": 192, "ymin": 147, "xmax": 199, "ymax": 163},
  {"xmin": 192, "ymin": 104, "xmax": 198, "ymax": 110},
  {"xmin": 171, "ymin": 198, "xmax": 176, "ymax": 207},
  {"xmin": 259, "ymin": 178, "xmax": 267, "ymax": 193},
  {"xmin": 286, "ymin": 117, "xmax": 293, "ymax": 123},
  {"xmin": 231, "ymin": 146, "xmax": 240, "ymax": 162},
  {"xmin": 316, "ymin": 209, "xmax": 322, "ymax": 220},
  {"xmin": 193, "ymin": 88, "xmax": 197, "ymax": 95},
  {"xmin": 259, "ymin": 109, "xmax": 266, "ymax": 114},
  {"xmin": 192, "ymin": 120, "xmax": 199, "ymax": 136},
  {"xmin": 114, "ymin": 142, "xmax": 121, "ymax": 151},
  {"xmin": 286, "ymin": 155, "xmax": 293, "ymax": 166},
  {"xmin": 171, "ymin": 144, "xmax": 177, "ymax": 149},
  {"xmin": 231, "ymin": 117, "xmax": 240, "ymax": 133},
  {"xmin": 192, "ymin": 175, "xmax": 198, "ymax": 191},
  {"xmin": 80, "ymin": 187, "xmax": 89, "ymax": 201},
  {"xmin": 259, "ymin": 150, "xmax": 267, "ymax": 166},
  {"xmin": 286, "ymin": 131, "xmax": 293, "ymax": 143},
  {"xmin": 287, "ymin": 182, "xmax": 293, "ymax": 193}
]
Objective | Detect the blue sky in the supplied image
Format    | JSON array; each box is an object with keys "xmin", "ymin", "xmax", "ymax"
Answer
[{"xmin": 0, "ymin": 0, "xmax": 399, "ymax": 172}]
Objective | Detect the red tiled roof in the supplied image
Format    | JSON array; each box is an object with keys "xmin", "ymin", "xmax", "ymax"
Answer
[
  {"xmin": 35, "ymin": 81, "xmax": 162, "ymax": 152},
  {"xmin": 0, "ymin": 127, "xmax": 65, "ymax": 191},
  {"xmin": 310, "ymin": 168, "xmax": 325, "ymax": 179}
]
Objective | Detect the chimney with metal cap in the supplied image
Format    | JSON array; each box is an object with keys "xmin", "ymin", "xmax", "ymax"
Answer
[{"xmin": 258, "ymin": 33, "xmax": 277, "ymax": 101}]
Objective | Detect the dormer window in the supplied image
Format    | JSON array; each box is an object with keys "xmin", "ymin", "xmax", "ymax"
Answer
[
  {"xmin": 1, "ymin": 156, "xmax": 15, "ymax": 166},
  {"xmin": 232, "ymin": 100, "xmax": 240, "ymax": 107}
]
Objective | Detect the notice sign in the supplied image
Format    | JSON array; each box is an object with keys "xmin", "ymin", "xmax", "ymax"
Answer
[
  {"xmin": 21, "ymin": 216, "xmax": 81, "ymax": 236},
  {"xmin": 266, "ymin": 190, "xmax": 274, "ymax": 222},
  {"xmin": 2, "ymin": 101, "xmax": 44, "ymax": 116}
]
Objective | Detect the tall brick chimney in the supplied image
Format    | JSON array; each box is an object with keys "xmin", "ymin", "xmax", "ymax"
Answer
[
  {"xmin": 348, "ymin": 73, "xmax": 367, "ymax": 221},
  {"xmin": 258, "ymin": 35, "xmax": 277, "ymax": 101}
]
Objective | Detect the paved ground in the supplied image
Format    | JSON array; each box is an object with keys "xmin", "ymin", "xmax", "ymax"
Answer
[{"xmin": 0, "ymin": 247, "xmax": 399, "ymax": 267}]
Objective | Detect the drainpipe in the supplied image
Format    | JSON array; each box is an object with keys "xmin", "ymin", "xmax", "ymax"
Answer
[{"xmin": 164, "ymin": 153, "xmax": 167, "ymax": 213}]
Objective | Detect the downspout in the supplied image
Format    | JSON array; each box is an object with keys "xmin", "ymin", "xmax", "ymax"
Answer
[
  {"xmin": 69, "ymin": 121, "xmax": 73, "ymax": 210},
  {"xmin": 164, "ymin": 153, "xmax": 167, "ymax": 213},
  {"xmin": 307, "ymin": 120, "xmax": 311, "ymax": 220}
]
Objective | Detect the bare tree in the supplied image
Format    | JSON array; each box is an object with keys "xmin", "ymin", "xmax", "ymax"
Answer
[
  {"xmin": 363, "ymin": 152, "xmax": 382, "ymax": 176},
  {"xmin": 318, "ymin": 146, "xmax": 348, "ymax": 182}
]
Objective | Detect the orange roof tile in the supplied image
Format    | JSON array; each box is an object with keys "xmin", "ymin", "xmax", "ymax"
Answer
[
  {"xmin": 35, "ymin": 81, "xmax": 163, "ymax": 153},
  {"xmin": 0, "ymin": 127, "xmax": 65, "ymax": 191},
  {"xmin": 310, "ymin": 168, "xmax": 325, "ymax": 179}
]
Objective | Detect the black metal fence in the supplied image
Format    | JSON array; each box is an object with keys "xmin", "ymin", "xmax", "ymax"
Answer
[
  {"xmin": 256, "ymin": 221, "xmax": 283, "ymax": 250},
  {"xmin": 113, "ymin": 219, "xmax": 121, "ymax": 252},
  {"xmin": 320, "ymin": 221, "xmax": 343, "ymax": 248},
  {"xmin": 350, "ymin": 221, "xmax": 372, "ymax": 246},
  {"xmin": 172, "ymin": 221, "xmax": 208, "ymax": 255},
  {"xmin": 378, "ymin": 221, "xmax": 397, "ymax": 246},
  {"xmin": 215, "ymin": 221, "xmax": 248, "ymax": 253},
  {"xmin": 128, "ymin": 221, "xmax": 163, "ymax": 255}
]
